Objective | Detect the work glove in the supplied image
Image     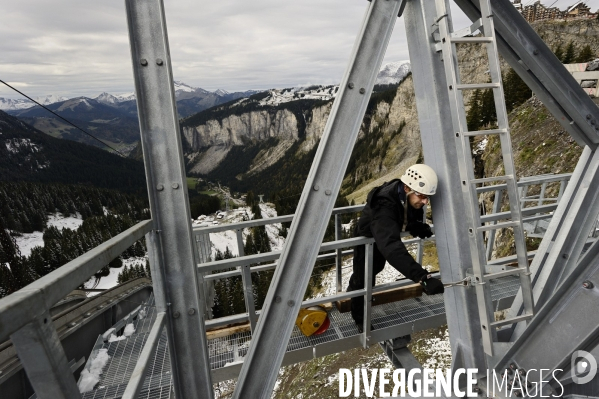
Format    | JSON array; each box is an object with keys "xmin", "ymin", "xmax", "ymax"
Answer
[
  {"xmin": 407, "ymin": 222, "xmax": 433, "ymax": 239},
  {"xmin": 420, "ymin": 274, "xmax": 445, "ymax": 295}
]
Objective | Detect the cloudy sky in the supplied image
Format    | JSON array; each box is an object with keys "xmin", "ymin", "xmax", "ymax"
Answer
[{"xmin": 0, "ymin": 0, "xmax": 595, "ymax": 100}]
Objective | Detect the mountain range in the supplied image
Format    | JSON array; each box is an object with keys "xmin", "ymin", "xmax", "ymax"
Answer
[
  {"xmin": 1, "ymin": 61, "xmax": 410, "ymax": 156},
  {"xmin": 0, "ymin": 109, "xmax": 146, "ymax": 192}
]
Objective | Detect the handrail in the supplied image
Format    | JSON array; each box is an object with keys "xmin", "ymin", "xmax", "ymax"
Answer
[
  {"xmin": 0, "ymin": 219, "xmax": 153, "ymax": 343},
  {"xmin": 475, "ymin": 173, "xmax": 571, "ymax": 194},
  {"xmin": 196, "ymin": 235, "xmax": 431, "ymax": 274}
]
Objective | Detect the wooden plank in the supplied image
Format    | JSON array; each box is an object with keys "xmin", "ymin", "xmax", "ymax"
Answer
[
  {"xmin": 206, "ymin": 322, "xmax": 251, "ymax": 339},
  {"xmin": 335, "ymin": 283, "xmax": 424, "ymax": 313},
  {"xmin": 205, "ymin": 304, "xmax": 334, "ymax": 339}
]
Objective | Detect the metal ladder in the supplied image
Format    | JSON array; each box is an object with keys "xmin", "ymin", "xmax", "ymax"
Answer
[{"xmin": 433, "ymin": 0, "xmax": 535, "ymax": 356}]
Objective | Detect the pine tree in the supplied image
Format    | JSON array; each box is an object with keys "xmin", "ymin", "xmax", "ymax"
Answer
[
  {"xmin": 480, "ymin": 89, "xmax": 497, "ymax": 127},
  {"xmin": 554, "ymin": 43, "xmax": 564, "ymax": 62},
  {"xmin": 466, "ymin": 89, "xmax": 483, "ymax": 131},
  {"xmin": 503, "ymin": 68, "xmax": 532, "ymax": 113},
  {"xmin": 563, "ymin": 41, "xmax": 577, "ymax": 64},
  {"xmin": 576, "ymin": 45, "xmax": 595, "ymax": 63}
]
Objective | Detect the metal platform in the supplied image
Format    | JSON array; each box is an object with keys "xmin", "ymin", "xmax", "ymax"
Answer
[{"xmin": 83, "ymin": 275, "xmax": 521, "ymax": 398}]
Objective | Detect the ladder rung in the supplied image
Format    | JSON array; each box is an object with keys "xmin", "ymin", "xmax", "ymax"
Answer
[
  {"xmin": 462, "ymin": 128, "xmax": 507, "ymax": 137},
  {"xmin": 483, "ymin": 267, "xmax": 527, "ymax": 281},
  {"xmin": 455, "ymin": 83, "xmax": 500, "ymax": 90},
  {"xmin": 470, "ymin": 175, "xmax": 513, "ymax": 185},
  {"xmin": 477, "ymin": 221, "xmax": 519, "ymax": 232},
  {"xmin": 450, "ymin": 37, "xmax": 493, "ymax": 43},
  {"xmin": 490, "ymin": 313, "xmax": 532, "ymax": 328}
]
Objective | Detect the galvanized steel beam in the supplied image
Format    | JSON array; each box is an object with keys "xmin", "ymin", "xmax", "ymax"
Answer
[
  {"xmin": 124, "ymin": 0, "xmax": 214, "ymax": 397},
  {"xmin": 453, "ymin": 0, "xmax": 599, "ymax": 148},
  {"xmin": 493, "ymin": 238, "xmax": 599, "ymax": 394},
  {"xmin": 10, "ymin": 311, "xmax": 81, "ymax": 399},
  {"xmin": 508, "ymin": 147, "xmax": 599, "ymax": 341},
  {"xmin": 232, "ymin": 1, "xmax": 403, "ymax": 397},
  {"xmin": 404, "ymin": 0, "xmax": 487, "ymax": 373}
]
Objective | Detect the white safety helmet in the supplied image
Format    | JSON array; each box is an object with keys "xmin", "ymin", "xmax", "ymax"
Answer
[{"xmin": 401, "ymin": 164, "xmax": 438, "ymax": 196}]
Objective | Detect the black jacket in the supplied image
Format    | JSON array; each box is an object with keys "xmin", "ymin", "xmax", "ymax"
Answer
[{"xmin": 356, "ymin": 179, "xmax": 428, "ymax": 282}]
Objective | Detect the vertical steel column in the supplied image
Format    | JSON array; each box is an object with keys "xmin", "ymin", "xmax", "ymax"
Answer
[
  {"xmin": 404, "ymin": 0, "xmax": 487, "ymax": 372},
  {"xmin": 10, "ymin": 311, "xmax": 81, "ymax": 399},
  {"xmin": 507, "ymin": 147, "xmax": 599, "ymax": 341},
  {"xmin": 124, "ymin": 1, "xmax": 214, "ymax": 397},
  {"xmin": 363, "ymin": 242, "xmax": 374, "ymax": 348},
  {"xmin": 532, "ymin": 182, "xmax": 547, "ymax": 233},
  {"xmin": 335, "ymin": 214, "xmax": 343, "ymax": 293},
  {"xmin": 232, "ymin": 1, "xmax": 402, "ymax": 397},
  {"xmin": 236, "ymin": 228, "xmax": 257, "ymax": 331},
  {"xmin": 486, "ymin": 189, "xmax": 502, "ymax": 260}
]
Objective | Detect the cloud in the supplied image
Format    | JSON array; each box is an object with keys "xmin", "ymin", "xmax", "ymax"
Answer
[{"xmin": 3, "ymin": 0, "xmax": 584, "ymax": 99}]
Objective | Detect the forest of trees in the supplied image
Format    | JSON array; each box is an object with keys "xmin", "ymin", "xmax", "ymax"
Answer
[
  {"xmin": 0, "ymin": 182, "xmax": 149, "ymax": 297},
  {"xmin": 466, "ymin": 42, "xmax": 596, "ymax": 131},
  {"xmin": 210, "ymin": 190, "xmax": 354, "ymax": 318},
  {"xmin": 0, "ymin": 182, "xmax": 148, "ymax": 233},
  {"xmin": 211, "ymin": 195, "xmax": 274, "ymax": 318}
]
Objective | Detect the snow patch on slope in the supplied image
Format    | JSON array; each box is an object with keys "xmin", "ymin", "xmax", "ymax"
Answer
[{"xmin": 14, "ymin": 212, "xmax": 84, "ymax": 257}]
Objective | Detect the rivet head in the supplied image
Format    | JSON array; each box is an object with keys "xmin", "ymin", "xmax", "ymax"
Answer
[
  {"xmin": 533, "ymin": 49, "xmax": 539, "ymax": 55},
  {"xmin": 583, "ymin": 280, "xmax": 594, "ymax": 289},
  {"xmin": 188, "ymin": 308, "xmax": 196, "ymax": 315},
  {"xmin": 313, "ymin": 185, "xmax": 319, "ymax": 191},
  {"xmin": 587, "ymin": 114, "xmax": 592, "ymax": 120},
  {"xmin": 562, "ymin": 253, "xmax": 568, "ymax": 259},
  {"xmin": 359, "ymin": 88, "xmax": 365, "ymax": 94},
  {"xmin": 172, "ymin": 183, "xmax": 179, "ymax": 189},
  {"xmin": 325, "ymin": 189, "xmax": 332, "ymax": 195},
  {"xmin": 156, "ymin": 184, "xmax": 164, "ymax": 191},
  {"xmin": 156, "ymin": 58, "xmax": 164, "ymax": 66},
  {"xmin": 348, "ymin": 82, "xmax": 355, "ymax": 89},
  {"xmin": 275, "ymin": 296, "xmax": 282, "ymax": 303},
  {"xmin": 287, "ymin": 300, "xmax": 295, "ymax": 307},
  {"xmin": 173, "ymin": 311, "xmax": 180, "ymax": 319},
  {"xmin": 140, "ymin": 58, "xmax": 148, "ymax": 66}
]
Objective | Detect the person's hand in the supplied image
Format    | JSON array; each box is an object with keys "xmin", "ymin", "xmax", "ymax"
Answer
[
  {"xmin": 408, "ymin": 222, "xmax": 433, "ymax": 239},
  {"xmin": 420, "ymin": 275, "xmax": 444, "ymax": 295}
]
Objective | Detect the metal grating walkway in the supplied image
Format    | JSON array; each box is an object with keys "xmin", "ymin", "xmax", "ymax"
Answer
[
  {"xmin": 82, "ymin": 295, "xmax": 174, "ymax": 399},
  {"xmin": 83, "ymin": 276, "xmax": 521, "ymax": 397}
]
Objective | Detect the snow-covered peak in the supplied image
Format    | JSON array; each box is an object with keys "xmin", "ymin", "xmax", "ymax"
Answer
[
  {"xmin": 173, "ymin": 81, "xmax": 198, "ymax": 93},
  {"xmin": 35, "ymin": 94, "xmax": 68, "ymax": 105},
  {"xmin": 116, "ymin": 92, "xmax": 135, "ymax": 102},
  {"xmin": 0, "ymin": 97, "xmax": 34, "ymax": 110},
  {"xmin": 214, "ymin": 89, "xmax": 229, "ymax": 96},
  {"xmin": 0, "ymin": 94, "xmax": 69, "ymax": 111},
  {"xmin": 258, "ymin": 85, "xmax": 339, "ymax": 106},
  {"xmin": 95, "ymin": 92, "xmax": 120, "ymax": 105},
  {"xmin": 375, "ymin": 60, "xmax": 411, "ymax": 85}
]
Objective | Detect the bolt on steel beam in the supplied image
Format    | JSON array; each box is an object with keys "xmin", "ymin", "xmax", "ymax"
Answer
[
  {"xmin": 124, "ymin": 0, "xmax": 214, "ymax": 397},
  {"xmin": 404, "ymin": 0, "xmax": 487, "ymax": 372}
]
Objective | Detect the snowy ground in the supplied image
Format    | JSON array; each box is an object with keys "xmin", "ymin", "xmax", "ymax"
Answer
[
  {"xmin": 14, "ymin": 212, "xmax": 84, "ymax": 257},
  {"xmin": 200, "ymin": 204, "xmax": 286, "ymax": 261},
  {"xmin": 84, "ymin": 256, "xmax": 148, "ymax": 292}
]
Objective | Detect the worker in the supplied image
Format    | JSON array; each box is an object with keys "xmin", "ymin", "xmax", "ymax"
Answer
[{"xmin": 347, "ymin": 164, "xmax": 445, "ymax": 326}]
